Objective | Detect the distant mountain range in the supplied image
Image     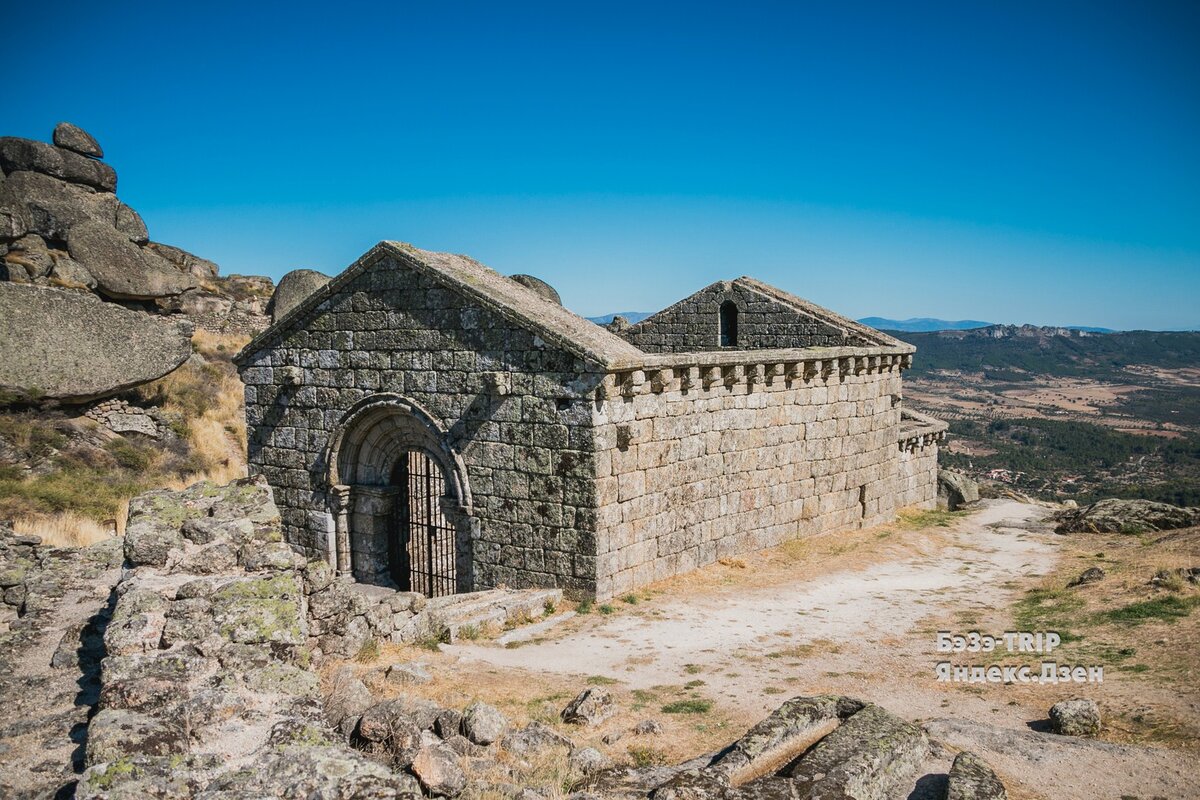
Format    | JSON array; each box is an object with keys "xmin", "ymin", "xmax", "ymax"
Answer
[
  {"xmin": 861, "ymin": 317, "xmax": 1117, "ymax": 334},
  {"xmin": 586, "ymin": 312, "xmax": 653, "ymax": 325},
  {"xmin": 586, "ymin": 312, "xmax": 1121, "ymax": 333},
  {"xmin": 857, "ymin": 317, "xmax": 992, "ymax": 332}
]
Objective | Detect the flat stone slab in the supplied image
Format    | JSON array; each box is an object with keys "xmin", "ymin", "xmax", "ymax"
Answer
[
  {"xmin": 788, "ymin": 704, "xmax": 929, "ymax": 800},
  {"xmin": 0, "ymin": 283, "xmax": 192, "ymax": 402}
]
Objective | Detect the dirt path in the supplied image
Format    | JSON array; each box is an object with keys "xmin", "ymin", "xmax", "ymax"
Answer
[{"xmin": 447, "ymin": 500, "xmax": 1198, "ymax": 799}]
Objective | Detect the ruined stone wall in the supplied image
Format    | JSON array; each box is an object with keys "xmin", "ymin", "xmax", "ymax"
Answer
[
  {"xmin": 620, "ymin": 282, "xmax": 870, "ymax": 353},
  {"xmin": 894, "ymin": 440, "xmax": 939, "ymax": 509},
  {"xmin": 241, "ymin": 254, "xmax": 603, "ymax": 596},
  {"xmin": 591, "ymin": 361, "xmax": 905, "ymax": 598}
]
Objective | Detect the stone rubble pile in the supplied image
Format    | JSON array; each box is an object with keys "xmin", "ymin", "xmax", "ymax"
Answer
[{"xmin": 84, "ymin": 397, "xmax": 176, "ymax": 440}]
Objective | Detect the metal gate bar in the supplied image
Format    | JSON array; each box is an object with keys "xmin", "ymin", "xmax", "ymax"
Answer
[{"xmin": 393, "ymin": 450, "xmax": 455, "ymax": 597}]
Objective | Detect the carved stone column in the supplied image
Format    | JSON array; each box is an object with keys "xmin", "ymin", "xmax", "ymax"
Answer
[{"xmin": 331, "ymin": 484, "xmax": 353, "ymax": 576}]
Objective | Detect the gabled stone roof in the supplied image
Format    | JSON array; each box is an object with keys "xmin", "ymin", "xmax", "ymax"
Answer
[
  {"xmin": 236, "ymin": 241, "xmax": 645, "ymax": 368},
  {"xmin": 730, "ymin": 276, "xmax": 910, "ymax": 349}
]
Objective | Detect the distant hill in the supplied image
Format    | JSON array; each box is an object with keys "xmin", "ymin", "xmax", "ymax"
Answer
[
  {"xmin": 890, "ymin": 326, "xmax": 1200, "ymax": 379},
  {"xmin": 858, "ymin": 317, "xmax": 993, "ymax": 332},
  {"xmin": 587, "ymin": 312, "xmax": 652, "ymax": 325}
]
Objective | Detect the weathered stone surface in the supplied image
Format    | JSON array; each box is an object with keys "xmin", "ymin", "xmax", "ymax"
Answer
[
  {"xmin": 0, "ymin": 283, "xmax": 192, "ymax": 402},
  {"xmin": 1052, "ymin": 498, "xmax": 1200, "ymax": 534},
  {"xmin": 500, "ymin": 721, "xmax": 575, "ymax": 756},
  {"xmin": 145, "ymin": 241, "xmax": 220, "ymax": 280},
  {"xmin": 571, "ymin": 746, "xmax": 613, "ymax": 775},
  {"xmin": 462, "ymin": 700, "xmax": 507, "ymax": 745},
  {"xmin": 198, "ymin": 746, "xmax": 423, "ymax": 798},
  {"xmin": 5, "ymin": 233, "xmax": 54, "ymax": 277},
  {"xmin": 0, "ymin": 136, "xmax": 117, "ymax": 191},
  {"xmin": 1049, "ymin": 698, "xmax": 1100, "ymax": 737},
  {"xmin": 271, "ymin": 268, "xmax": 331, "ymax": 322},
  {"xmin": 209, "ymin": 573, "xmax": 305, "ymax": 645},
  {"xmin": 509, "ymin": 273, "xmax": 562, "ymax": 305},
  {"xmin": 938, "ymin": 469, "xmax": 980, "ymax": 511},
  {"xmin": 708, "ymin": 695, "xmax": 847, "ymax": 783},
  {"xmin": 411, "ymin": 739, "xmax": 468, "ymax": 797},
  {"xmin": 68, "ymin": 219, "xmax": 197, "ymax": 299},
  {"xmin": 52, "ymin": 122, "xmax": 104, "ymax": 158},
  {"xmin": 85, "ymin": 708, "xmax": 186, "ymax": 766},
  {"xmin": 0, "ymin": 170, "xmax": 116, "ymax": 241},
  {"xmin": 115, "ymin": 201, "xmax": 149, "ymax": 243},
  {"xmin": 386, "ymin": 660, "xmax": 433, "ymax": 685},
  {"xmin": 947, "ymin": 750, "xmax": 1007, "ymax": 800},
  {"xmin": 123, "ymin": 518, "xmax": 185, "ymax": 567},
  {"xmin": 49, "ymin": 253, "xmax": 96, "ymax": 288},
  {"xmin": 562, "ymin": 687, "xmax": 617, "ymax": 726},
  {"xmin": 788, "ymin": 704, "xmax": 929, "ymax": 800}
]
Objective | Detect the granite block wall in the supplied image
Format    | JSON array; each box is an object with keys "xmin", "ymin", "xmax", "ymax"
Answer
[
  {"xmin": 620, "ymin": 281, "xmax": 872, "ymax": 353},
  {"xmin": 590, "ymin": 364, "xmax": 906, "ymax": 598},
  {"xmin": 241, "ymin": 254, "xmax": 604, "ymax": 596}
]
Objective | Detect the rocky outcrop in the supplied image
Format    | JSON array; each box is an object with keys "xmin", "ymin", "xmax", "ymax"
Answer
[
  {"xmin": 0, "ymin": 283, "xmax": 193, "ymax": 402},
  {"xmin": 0, "ymin": 122, "xmax": 272, "ymax": 362},
  {"xmin": 270, "ymin": 268, "xmax": 331, "ymax": 323},
  {"xmin": 938, "ymin": 469, "xmax": 980, "ymax": 511},
  {"xmin": 1051, "ymin": 498, "xmax": 1200, "ymax": 534},
  {"xmin": 77, "ymin": 478, "xmax": 422, "ymax": 799}
]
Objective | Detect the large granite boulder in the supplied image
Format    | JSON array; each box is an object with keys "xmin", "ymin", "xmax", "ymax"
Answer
[
  {"xmin": 52, "ymin": 122, "xmax": 104, "ymax": 158},
  {"xmin": 145, "ymin": 241, "xmax": 220, "ymax": 280},
  {"xmin": 271, "ymin": 268, "xmax": 331, "ymax": 323},
  {"xmin": 0, "ymin": 136, "xmax": 116, "ymax": 192},
  {"xmin": 68, "ymin": 220, "xmax": 196, "ymax": 299},
  {"xmin": 1052, "ymin": 498, "xmax": 1200, "ymax": 534},
  {"xmin": 508, "ymin": 273, "xmax": 562, "ymax": 305},
  {"xmin": 0, "ymin": 283, "xmax": 192, "ymax": 402},
  {"xmin": 0, "ymin": 170, "xmax": 119, "ymax": 242},
  {"xmin": 938, "ymin": 469, "xmax": 980, "ymax": 511}
]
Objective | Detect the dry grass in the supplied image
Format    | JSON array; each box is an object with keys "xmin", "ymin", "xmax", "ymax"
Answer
[
  {"xmin": 325, "ymin": 645, "xmax": 742, "ymax": 780},
  {"xmin": 12, "ymin": 510, "xmax": 116, "ymax": 547},
  {"xmin": 958, "ymin": 525, "xmax": 1200, "ymax": 749}
]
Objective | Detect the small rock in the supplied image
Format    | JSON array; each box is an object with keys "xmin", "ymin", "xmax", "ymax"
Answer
[
  {"xmin": 434, "ymin": 709, "xmax": 463, "ymax": 739},
  {"xmin": 411, "ymin": 740, "xmax": 468, "ymax": 797},
  {"xmin": 633, "ymin": 719, "xmax": 663, "ymax": 736},
  {"xmin": 386, "ymin": 660, "xmax": 433, "ymax": 686},
  {"xmin": 938, "ymin": 469, "xmax": 980, "ymax": 511},
  {"xmin": 462, "ymin": 700, "xmax": 508, "ymax": 745},
  {"xmin": 947, "ymin": 750, "xmax": 1007, "ymax": 800},
  {"xmin": 562, "ymin": 688, "xmax": 617, "ymax": 726},
  {"xmin": 1067, "ymin": 566, "xmax": 1105, "ymax": 587},
  {"xmin": 501, "ymin": 721, "xmax": 575, "ymax": 756},
  {"xmin": 1049, "ymin": 699, "xmax": 1100, "ymax": 737},
  {"xmin": 569, "ymin": 746, "xmax": 612, "ymax": 775}
]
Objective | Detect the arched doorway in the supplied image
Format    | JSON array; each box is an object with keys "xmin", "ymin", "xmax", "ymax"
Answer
[{"xmin": 326, "ymin": 394, "xmax": 473, "ymax": 596}]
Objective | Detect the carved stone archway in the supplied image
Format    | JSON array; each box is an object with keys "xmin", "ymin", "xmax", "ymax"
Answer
[{"xmin": 325, "ymin": 394, "xmax": 473, "ymax": 592}]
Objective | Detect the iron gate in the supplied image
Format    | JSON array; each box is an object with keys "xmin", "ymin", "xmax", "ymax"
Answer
[{"xmin": 390, "ymin": 450, "xmax": 456, "ymax": 597}]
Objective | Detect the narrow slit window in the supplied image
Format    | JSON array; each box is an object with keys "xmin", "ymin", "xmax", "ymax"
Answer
[{"xmin": 719, "ymin": 301, "xmax": 738, "ymax": 347}]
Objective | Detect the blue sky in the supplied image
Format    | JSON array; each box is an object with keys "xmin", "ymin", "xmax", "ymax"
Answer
[{"xmin": 7, "ymin": 1, "xmax": 1199, "ymax": 329}]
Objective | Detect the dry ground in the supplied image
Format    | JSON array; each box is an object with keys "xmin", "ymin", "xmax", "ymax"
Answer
[{"xmin": 342, "ymin": 501, "xmax": 1200, "ymax": 799}]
